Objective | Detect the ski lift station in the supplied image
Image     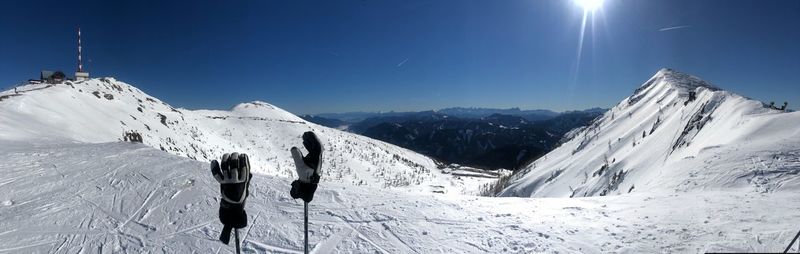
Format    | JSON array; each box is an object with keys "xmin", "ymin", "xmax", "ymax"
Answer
[{"xmin": 31, "ymin": 27, "xmax": 89, "ymax": 84}]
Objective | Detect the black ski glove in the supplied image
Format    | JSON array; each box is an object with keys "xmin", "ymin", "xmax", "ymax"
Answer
[
  {"xmin": 290, "ymin": 131, "xmax": 323, "ymax": 203},
  {"xmin": 211, "ymin": 153, "xmax": 252, "ymax": 244}
]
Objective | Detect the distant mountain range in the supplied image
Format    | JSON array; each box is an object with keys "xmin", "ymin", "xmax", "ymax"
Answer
[
  {"xmin": 299, "ymin": 114, "xmax": 348, "ymax": 129},
  {"xmin": 312, "ymin": 106, "xmax": 601, "ymax": 123},
  {"xmin": 303, "ymin": 107, "xmax": 606, "ymax": 170}
]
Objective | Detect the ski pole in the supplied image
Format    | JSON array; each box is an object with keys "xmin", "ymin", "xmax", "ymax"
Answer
[
  {"xmin": 304, "ymin": 201, "xmax": 309, "ymax": 254},
  {"xmin": 235, "ymin": 228, "xmax": 241, "ymax": 254},
  {"xmin": 289, "ymin": 131, "xmax": 321, "ymax": 254},
  {"xmin": 785, "ymin": 229, "xmax": 800, "ymax": 253}
]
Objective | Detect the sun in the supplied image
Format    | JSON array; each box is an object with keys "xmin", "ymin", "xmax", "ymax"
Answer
[{"xmin": 575, "ymin": 0, "xmax": 604, "ymax": 12}]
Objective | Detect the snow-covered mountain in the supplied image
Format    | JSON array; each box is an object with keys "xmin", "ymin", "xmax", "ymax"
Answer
[
  {"xmin": 0, "ymin": 78, "xmax": 498, "ymax": 194},
  {"xmin": 499, "ymin": 68, "xmax": 800, "ymax": 198}
]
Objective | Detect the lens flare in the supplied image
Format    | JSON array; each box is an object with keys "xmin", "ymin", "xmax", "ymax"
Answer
[
  {"xmin": 571, "ymin": 0, "xmax": 605, "ymax": 86},
  {"xmin": 575, "ymin": 0, "xmax": 604, "ymax": 13}
]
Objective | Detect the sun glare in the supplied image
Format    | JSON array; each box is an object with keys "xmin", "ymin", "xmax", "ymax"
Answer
[
  {"xmin": 575, "ymin": 0, "xmax": 604, "ymax": 12},
  {"xmin": 570, "ymin": 0, "xmax": 605, "ymax": 86}
]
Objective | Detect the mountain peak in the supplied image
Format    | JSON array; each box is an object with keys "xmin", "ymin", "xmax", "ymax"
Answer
[
  {"xmin": 651, "ymin": 68, "xmax": 719, "ymax": 91},
  {"xmin": 627, "ymin": 68, "xmax": 721, "ymax": 107},
  {"xmin": 233, "ymin": 101, "xmax": 276, "ymax": 110}
]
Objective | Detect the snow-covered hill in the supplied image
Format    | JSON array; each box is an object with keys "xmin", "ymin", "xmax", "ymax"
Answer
[
  {"xmin": 2, "ymin": 141, "xmax": 798, "ymax": 253},
  {"xmin": 0, "ymin": 78, "xmax": 497, "ymax": 194},
  {"xmin": 500, "ymin": 68, "xmax": 800, "ymax": 198}
]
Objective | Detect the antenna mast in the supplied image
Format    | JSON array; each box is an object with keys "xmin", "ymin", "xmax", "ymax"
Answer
[
  {"xmin": 74, "ymin": 27, "xmax": 89, "ymax": 81},
  {"xmin": 77, "ymin": 26, "xmax": 83, "ymax": 72}
]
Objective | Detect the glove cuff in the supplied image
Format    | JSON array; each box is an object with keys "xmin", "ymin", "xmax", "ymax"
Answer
[
  {"xmin": 309, "ymin": 173, "xmax": 320, "ymax": 184},
  {"xmin": 290, "ymin": 180, "xmax": 318, "ymax": 203},
  {"xmin": 219, "ymin": 199, "xmax": 247, "ymax": 228}
]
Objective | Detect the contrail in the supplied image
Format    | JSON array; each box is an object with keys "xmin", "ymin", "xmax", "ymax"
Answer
[
  {"xmin": 659, "ymin": 25, "xmax": 691, "ymax": 32},
  {"xmin": 396, "ymin": 58, "xmax": 409, "ymax": 67}
]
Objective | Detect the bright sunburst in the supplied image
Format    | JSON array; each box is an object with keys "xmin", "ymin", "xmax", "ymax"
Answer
[
  {"xmin": 570, "ymin": 0, "xmax": 605, "ymax": 86},
  {"xmin": 575, "ymin": 0, "xmax": 604, "ymax": 13}
]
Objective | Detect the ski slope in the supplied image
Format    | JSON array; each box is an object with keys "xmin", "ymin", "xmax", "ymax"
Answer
[
  {"xmin": 1, "ymin": 141, "xmax": 798, "ymax": 253},
  {"xmin": 0, "ymin": 78, "xmax": 498, "ymax": 194},
  {"xmin": 500, "ymin": 68, "xmax": 800, "ymax": 198}
]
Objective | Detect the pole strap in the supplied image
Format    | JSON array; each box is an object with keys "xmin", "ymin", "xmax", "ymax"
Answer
[{"xmin": 219, "ymin": 225, "xmax": 232, "ymax": 244}]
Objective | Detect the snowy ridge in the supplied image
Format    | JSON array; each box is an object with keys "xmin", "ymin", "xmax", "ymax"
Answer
[
  {"xmin": 0, "ymin": 78, "xmax": 492, "ymax": 194},
  {"xmin": 500, "ymin": 68, "xmax": 800, "ymax": 198}
]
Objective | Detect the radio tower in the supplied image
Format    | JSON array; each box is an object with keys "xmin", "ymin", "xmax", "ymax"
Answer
[
  {"xmin": 77, "ymin": 27, "xmax": 82, "ymax": 72},
  {"xmin": 75, "ymin": 26, "xmax": 89, "ymax": 81}
]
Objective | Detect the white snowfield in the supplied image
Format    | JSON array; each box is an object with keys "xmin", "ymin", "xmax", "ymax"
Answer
[
  {"xmin": 1, "ymin": 142, "xmax": 798, "ymax": 253},
  {"xmin": 1, "ymin": 69, "xmax": 799, "ymax": 253},
  {"xmin": 0, "ymin": 78, "xmax": 496, "ymax": 194}
]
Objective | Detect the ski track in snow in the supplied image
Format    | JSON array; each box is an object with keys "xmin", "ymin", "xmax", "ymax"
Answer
[{"xmin": 1, "ymin": 142, "xmax": 799, "ymax": 253}]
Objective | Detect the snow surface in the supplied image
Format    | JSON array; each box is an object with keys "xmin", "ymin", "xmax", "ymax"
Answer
[
  {"xmin": 0, "ymin": 78, "xmax": 498, "ymax": 194},
  {"xmin": 1, "ymin": 141, "xmax": 799, "ymax": 253}
]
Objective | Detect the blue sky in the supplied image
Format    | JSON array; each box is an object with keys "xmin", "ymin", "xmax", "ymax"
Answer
[{"xmin": 1, "ymin": 0, "xmax": 798, "ymax": 114}]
